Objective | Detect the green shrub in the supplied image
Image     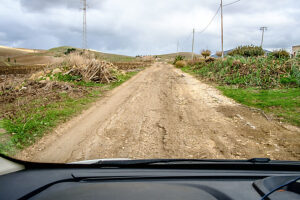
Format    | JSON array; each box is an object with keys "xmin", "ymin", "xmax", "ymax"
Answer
[
  {"xmin": 182, "ymin": 55, "xmax": 298, "ymax": 88},
  {"xmin": 173, "ymin": 55, "xmax": 185, "ymax": 64},
  {"xmin": 7, "ymin": 57, "xmax": 10, "ymax": 62},
  {"xmin": 55, "ymin": 73, "xmax": 82, "ymax": 82},
  {"xmin": 64, "ymin": 48, "xmax": 77, "ymax": 55},
  {"xmin": 270, "ymin": 49, "xmax": 290, "ymax": 59},
  {"xmin": 228, "ymin": 45, "xmax": 265, "ymax": 57}
]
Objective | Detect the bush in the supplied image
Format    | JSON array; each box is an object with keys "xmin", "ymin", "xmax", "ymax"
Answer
[
  {"xmin": 175, "ymin": 60, "xmax": 187, "ymax": 68},
  {"xmin": 216, "ymin": 51, "xmax": 222, "ymax": 57},
  {"xmin": 201, "ymin": 50, "xmax": 211, "ymax": 58},
  {"xmin": 64, "ymin": 48, "xmax": 77, "ymax": 55},
  {"xmin": 271, "ymin": 49, "xmax": 290, "ymax": 59},
  {"xmin": 183, "ymin": 55, "xmax": 298, "ymax": 88},
  {"xmin": 205, "ymin": 57, "xmax": 215, "ymax": 63},
  {"xmin": 187, "ymin": 58, "xmax": 206, "ymax": 66},
  {"xmin": 173, "ymin": 55, "xmax": 185, "ymax": 64},
  {"xmin": 7, "ymin": 57, "xmax": 10, "ymax": 62},
  {"xmin": 228, "ymin": 45, "xmax": 264, "ymax": 57}
]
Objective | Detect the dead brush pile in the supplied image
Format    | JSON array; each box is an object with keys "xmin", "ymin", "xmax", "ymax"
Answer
[{"xmin": 63, "ymin": 53, "xmax": 118, "ymax": 83}]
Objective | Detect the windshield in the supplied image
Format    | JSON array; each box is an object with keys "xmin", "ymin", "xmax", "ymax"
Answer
[{"xmin": 0, "ymin": 0, "xmax": 299, "ymax": 163}]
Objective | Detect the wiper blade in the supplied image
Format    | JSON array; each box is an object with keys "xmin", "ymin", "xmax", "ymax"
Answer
[
  {"xmin": 91, "ymin": 158, "xmax": 300, "ymax": 168},
  {"xmin": 93, "ymin": 158, "xmax": 272, "ymax": 165}
]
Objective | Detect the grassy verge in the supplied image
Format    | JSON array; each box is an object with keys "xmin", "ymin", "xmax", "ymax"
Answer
[
  {"xmin": 0, "ymin": 71, "xmax": 138, "ymax": 155},
  {"xmin": 217, "ymin": 87, "xmax": 300, "ymax": 126},
  {"xmin": 179, "ymin": 66, "xmax": 300, "ymax": 127}
]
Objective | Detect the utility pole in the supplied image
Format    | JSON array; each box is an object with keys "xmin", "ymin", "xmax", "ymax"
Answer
[
  {"xmin": 81, "ymin": 0, "xmax": 87, "ymax": 50},
  {"xmin": 260, "ymin": 27, "xmax": 267, "ymax": 48},
  {"xmin": 177, "ymin": 40, "xmax": 179, "ymax": 56},
  {"xmin": 192, "ymin": 28, "xmax": 195, "ymax": 60},
  {"xmin": 220, "ymin": 0, "xmax": 224, "ymax": 58}
]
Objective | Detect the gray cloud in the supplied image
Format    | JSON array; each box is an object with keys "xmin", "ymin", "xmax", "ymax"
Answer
[
  {"xmin": 19, "ymin": 0, "xmax": 105, "ymax": 11},
  {"xmin": 0, "ymin": 0, "xmax": 299, "ymax": 56}
]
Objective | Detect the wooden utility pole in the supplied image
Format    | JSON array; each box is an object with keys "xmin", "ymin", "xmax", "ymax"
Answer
[
  {"xmin": 192, "ymin": 28, "xmax": 195, "ymax": 60},
  {"xmin": 260, "ymin": 27, "xmax": 267, "ymax": 48},
  {"xmin": 177, "ymin": 40, "xmax": 179, "ymax": 56},
  {"xmin": 220, "ymin": 0, "xmax": 224, "ymax": 58}
]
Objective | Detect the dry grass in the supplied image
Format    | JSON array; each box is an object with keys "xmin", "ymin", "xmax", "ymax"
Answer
[{"xmin": 175, "ymin": 60, "xmax": 187, "ymax": 68}]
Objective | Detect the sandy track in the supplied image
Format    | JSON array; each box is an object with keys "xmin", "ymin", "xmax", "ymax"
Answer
[{"xmin": 18, "ymin": 63, "xmax": 300, "ymax": 163}]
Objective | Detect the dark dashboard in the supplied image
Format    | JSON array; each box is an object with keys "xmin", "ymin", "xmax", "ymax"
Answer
[{"xmin": 0, "ymin": 157, "xmax": 300, "ymax": 200}]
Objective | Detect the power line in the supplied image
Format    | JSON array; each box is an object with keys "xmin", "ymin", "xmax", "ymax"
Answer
[
  {"xmin": 223, "ymin": 0, "xmax": 241, "ymax": 7},
  {"xmin": 196, "ymin": 6, "xmax": 221, "ymax": 34},
  {"xmin": 177, "ymin": 31, "xmax": 193, "ymax": 52},
  {"xmin": 183, "ymin": 31, "xmax": 193, "ymax": 43}
]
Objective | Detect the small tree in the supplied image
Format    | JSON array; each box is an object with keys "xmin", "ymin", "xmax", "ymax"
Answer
[
  {"xmin": 173, "ymin": 55, "xmax": 185, "ymax": 64},
  {"xmin": 201, "ymin": 50, "xmax": 211, "ymax": 59},
  {"xmin": 271, "ymin": 49, "xmax": 290, "ymax": 59},
  {"xmin": 216, "ymin": 51, "xmax": 222, "ymax": 57},
  {"xmin": 14, "ymin": 59, "xmax": 16, "ymax": 64},
  {"xmin": 228, "ymin": 45, "xmax": 264, "ymax": 57},
  {"xmin": 7, "ymin": 57, "xmax": 10, "ymax": 62}
]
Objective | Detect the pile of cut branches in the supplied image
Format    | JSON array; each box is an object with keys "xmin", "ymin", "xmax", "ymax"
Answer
[{"xmin": 64, "ymin": 53, "xmax": 118, "ymax": 83}]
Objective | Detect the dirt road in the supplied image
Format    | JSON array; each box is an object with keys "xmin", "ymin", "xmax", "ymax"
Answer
[{"xmin": 18, "ymin": 63, "xmax": 300, "ymax": 163}]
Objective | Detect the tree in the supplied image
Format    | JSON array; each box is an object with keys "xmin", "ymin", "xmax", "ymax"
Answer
[
  {"xmin": 201, "ymin": 50, "xmax": 211, "ymax": 59},
  {"xmin": 216, "ymin": 51, "xmax": 222, "ymax": 57}
]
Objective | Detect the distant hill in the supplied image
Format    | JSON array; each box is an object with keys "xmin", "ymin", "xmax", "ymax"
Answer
[
  {"xmin": 0, "ymin": 45, "xmax": 51, "ymax": 66},
  {"xmin": 156, "ymin": 52, "xmax": 200, "ymax": 60},
  {"xmin": 47, "ymin": 46, "xmax": 135, "ymax": 62},
  {"xmin": 0, "ymin": 45, "xmax": 45, "ymax": 57},
  {"xmin": 0, "ymin": 45, "xmax": 136, "ymax": 66}
]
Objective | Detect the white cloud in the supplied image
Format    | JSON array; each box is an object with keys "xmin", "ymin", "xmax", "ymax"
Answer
[{"xmin": 0, "ymin": 0, "xmax": 299, "ymax": 55}]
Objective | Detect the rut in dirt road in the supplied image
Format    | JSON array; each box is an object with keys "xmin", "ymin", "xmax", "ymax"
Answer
[{"xmin": 18, "ymin": 62, "xmax": 300, "ymax": 163}]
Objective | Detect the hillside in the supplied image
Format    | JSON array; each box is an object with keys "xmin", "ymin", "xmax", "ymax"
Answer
[
  {"xmin": 0, "ymin": 45, "xmax": 136, "ymax": 66},
  {"xmin": 46, "ymin": 46, "xmax": 135, "ymax": 62},
  {"xmin": 0, "ymin": 45, "xmax": 45, "ymax": 57},
  {"xmin": 156, "ymin": 52, "xmax": 200, "ymax": 60}
]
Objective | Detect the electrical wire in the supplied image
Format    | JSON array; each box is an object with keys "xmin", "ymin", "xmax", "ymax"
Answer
[
  {"xmin": 260, "ymin": 176, "xmax": 300, "ymax": 200},
  {"xmin": 223, "ymin": 0, "xmax": 241, "ymax": 7},
  {"xmin": 177, "ymin": 0, "xmax": 240, "ymax": 51},
  {"xmin": 178, "ymin": 31, "xmax": 193, "ymax": 52},
  {"xmin": 197, "ymin": 6, "xmax": 221, "ymax": 34}
]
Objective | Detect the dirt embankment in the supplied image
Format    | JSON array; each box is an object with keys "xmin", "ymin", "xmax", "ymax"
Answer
[{"xmin": 17, "ymin": 63, "xmax": 300, "ymax": 163}]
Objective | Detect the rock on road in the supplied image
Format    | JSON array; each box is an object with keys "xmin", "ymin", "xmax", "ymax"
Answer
[{"xmin": 18, "ymin": 62, "xmax": 300, "ymax": 163}]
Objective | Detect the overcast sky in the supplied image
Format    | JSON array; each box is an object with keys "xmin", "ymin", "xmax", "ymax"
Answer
[{"xmin": 0, "ymin": 0, "xmax": 299, "ymax": 56}]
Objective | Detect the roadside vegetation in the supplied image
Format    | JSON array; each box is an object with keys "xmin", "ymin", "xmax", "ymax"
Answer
[
  {"xmin": 0, "ymin": 52, "xmax": 148, "ymax": 155},
  {"xmin": 176, "ymin": 45, "xmax": 300, "ymax": 126}
]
